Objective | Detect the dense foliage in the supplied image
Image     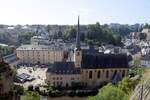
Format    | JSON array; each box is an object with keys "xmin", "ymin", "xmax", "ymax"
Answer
[
  {"xmin": 0, "ymin": 23, "xmax": 146, "ymax": 46},
  {"xmin": 21, "ymin": 91, "xmax": 40, "ymax": 100},
  {"xmin": 0, "ymin": 46, "xmax": 13, "ymax": 56},
  {"xmin": 64, "ymin": 26, "xmax": 77, "ymax": 39},
  {"xmin": 88, "ymin": 83, "xmax": 129, "ymax": 100},
  {"xmin": 130, "ymin": 58, "xmax": 145, "ymax": 76},
  {"xmin": 130, "ymin": 66, "xmax": 145, "ymax": 76},
  {"xmin": 89, "ymin": 77, "xmax": 140, "ymax": 100},
  {"xmin": 18, "ymin": 32, "xmax": 34, "ymax": 44},
  {"xmin": 142, "ymin": 23, "xmax": 150, "ymax": 29},
  {"xmin": 118, "ymin": 77, "xmax": 139, "ymax": 94},
  {"xmin": 64, "ymin": 23, "xmax": 123, "ymax": 46},
  {"xmin": 85, "ymin": 23, "xmax": 122, "ymax": 46}
]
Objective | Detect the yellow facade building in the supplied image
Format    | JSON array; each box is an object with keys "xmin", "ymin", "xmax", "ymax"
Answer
[
  {"xmin": 46, "ymin": 53, "xmax": 129, "ymax": 88},
  {"xmin": 16, "ymin": 45, "xmax": 66, "ymax": 64},
  {"xmin": 46, "ymin": 16, "xmax": 129, "ymax": 88},
  {"xmin": 16, "ymin": 26, "xmax": 68, "ymax": 65}
]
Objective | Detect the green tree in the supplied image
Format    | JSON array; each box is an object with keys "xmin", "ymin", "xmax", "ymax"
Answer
[
  {"xmin": 89, "ymin": 83, "xmax": 129, "ymax": 100},
  {"xmin": 22, "ymin": 91, "xmax": 40, "ymax": 100},
  {"xmin": 16, "ymin": 86, "xmax": 24, "ymax": 95},
  {"xmin": 0, "ymin": 46, "xmax": 13, "ymax": 56},
  {"xmin": 18, "ymin": 32, "xmax": 34, "ymax": 44},
  {"xmin": 46, "ymin": 25, "xmax": 51, "ymax": 33},
  {"xmin": 130, "ymin": 66, "xmax": 145, "ymax": 76},
  {"xmin": 85, "ymin": 23, "xmax": 122, "ymax": 46},
  {"xmin": 64, "ymin": 27, "xmax": 77, "ymax": 39},
  {"xmin": 118, "ymin": 77, "xmax": 138, "ymax": 94},
  {"xmin": 12, "ymin": 65, "xmax": 17, "ymax": 80},
  {"xmin": 57, "ymin": 30, "xmax": 63, "ymax": 38},
  {"xmin": 143, "ymin": 23, "xmax": 150, "ymax": 29}
]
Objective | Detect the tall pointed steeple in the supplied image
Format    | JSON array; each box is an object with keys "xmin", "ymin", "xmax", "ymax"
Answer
[
  {"xmin": 76, "ymin": 16, "xmax": 81, "ymax": 50},
  {"xmin": 74, "ymin": 16, "xmax": 82, "ymax": 68}
]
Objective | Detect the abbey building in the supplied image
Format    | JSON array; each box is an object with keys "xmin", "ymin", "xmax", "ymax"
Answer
[{"xmin": 45, "ymin": 17, "xmax": 129, "ymax": 88}]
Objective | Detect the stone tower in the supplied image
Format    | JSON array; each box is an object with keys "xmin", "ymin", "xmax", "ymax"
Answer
[{"xmin": 74, "ymin": 16, "xmax": 82, "ymax": 68}]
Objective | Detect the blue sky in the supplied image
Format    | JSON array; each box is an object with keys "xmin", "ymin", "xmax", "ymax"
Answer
[{"xmin": 0, "ymin": 0, "xmax": 149, "ymax": 25}]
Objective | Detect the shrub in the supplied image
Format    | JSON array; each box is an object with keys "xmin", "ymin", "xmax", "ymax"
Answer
[
  {"xmin": 88, "ymin": 84, "xmax": 129, "ymax": 100},
  {"xmin": 22, "ymin": 91, "xmax": 40, "ymax": 100},
  {"xmin": 17, "ymin": 86, "xmax": 24, "ymax": 95},
  {"xmin": 28, "ymin": 85, "xmax": 33, "ymax": 91},
  {"xmin": 118, "ymin": 77, "xmax": 139, "ymax": 94},
  {"xmin": 34, "ymin": 86, "xmax": 40, "ymax": 92}
]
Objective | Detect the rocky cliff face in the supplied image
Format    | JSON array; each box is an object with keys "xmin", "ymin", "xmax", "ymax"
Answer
[{"xmin": 0, "ymin": 56, "xmax": 14, "ymax": 100}]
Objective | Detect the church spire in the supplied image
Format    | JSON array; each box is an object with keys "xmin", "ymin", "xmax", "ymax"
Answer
[{"xmin": 76, "ymin": 16, "xmax": 81, "ymax": 50}]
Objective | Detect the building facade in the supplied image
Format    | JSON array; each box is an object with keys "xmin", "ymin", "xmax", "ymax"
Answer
[
  {"xmin": 16, "ymin": 25, "xmax": 69, "ymax": 65},
  {"xmin": 30, "ymin": 36, "xmax": 50, "ymax": 45},
  {"xmin": 46, "ymin": 53, "xmax": 129, "ymax": 88},
  {"xmin": 141, "ymin": 54, "xmax": 150, "ymax": 67},
  {"xmin": 16, "ymin": 45, "xmax": 66, "ymax": 64},
  {"xmin": 46, "ymin": 16, "xmax": 129, "ymax": 88}
]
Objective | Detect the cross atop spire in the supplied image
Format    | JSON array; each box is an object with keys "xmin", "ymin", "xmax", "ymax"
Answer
[{"xmin": 76, "ymin": 16, "xmax": 81, "ymax": 50}]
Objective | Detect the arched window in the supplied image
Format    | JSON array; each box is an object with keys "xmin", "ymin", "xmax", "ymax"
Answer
[
  {"xmin": 89, "ymin": 71, "xmax": 93, "ymax": 79},
  {"xmin": 106, "ymin": 70, "xmax": 109, "ymax": 78},
  {"xmin": 77, "ymin": 52, "xmax": 80, "ymax": 56},
  {"xmin": 66, "ymin": 83, "xmax": 69, "ymax": 87},
  {"xmin": 122, "ymin": 70, "xmax": 125, "ymax": 77},
  {"xmin": 53, "ymin": 82, "xmax": 55, "ymax": 86},
  {"xmin": 97, "ymin": 70, "xmax": 101, "ymax": 78}
]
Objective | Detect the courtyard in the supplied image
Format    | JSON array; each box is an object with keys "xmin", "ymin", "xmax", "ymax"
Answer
[{"xmin": 16, "ymin": 66, "xmax": 48, "ymax": 88}]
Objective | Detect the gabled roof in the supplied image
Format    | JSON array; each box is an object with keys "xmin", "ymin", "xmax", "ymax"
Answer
[
  {"xmin": 47, "ymin": 62, "xmax": 80, "ymax": 75},
  {"xmin": 81, "ymin": 53, "xmax": 129, "ymax": 69}
]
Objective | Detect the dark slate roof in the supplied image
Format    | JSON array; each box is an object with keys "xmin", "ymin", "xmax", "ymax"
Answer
[
  {"xmin": 81, "ymin": 53, "xmax": 129, "ymax": 69},
  {"xmin": 82, "ymin": 48, "xmax": 99, "ymax": 54},
  {"xmin": 47, "ymin": 62, "xmax": 80, "ymax": 75}
]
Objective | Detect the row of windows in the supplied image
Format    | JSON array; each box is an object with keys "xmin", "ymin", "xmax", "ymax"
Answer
[
  {"xmin": 53, "ymin": 81, "xmax": 81, "ymax": 87},
  {"xmin": 89, "ymin": 70, "xmax": 126, "ymax": 79},
  {"xmin": 84, "ymin": 69, "xmax": 125, "ymax": 73},
  {"xmin": 53, "ymin": 77, "xmax": 63, "ymax": 80},
  {"xmin": 22, "ymin": 56, "xmax": 63, "ymax": 60},
  {"xmin": 52, "ymin": 77, "xmax": 79, "ymax": 81},
  {"xmin": 21, "ymin": 55, "xmax": 63, "ymax": 59},
  {"xmin": 19, "ymin": 51, "xmax": 63, "ymax": 55},
  {"xmin": 54, "ymin": 70, "xmax": 78, "ymax": 73},
  {"xmin": 53, "ymin": 81, "xmax": 62, "ymax": 86}
]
